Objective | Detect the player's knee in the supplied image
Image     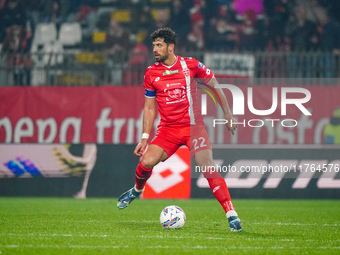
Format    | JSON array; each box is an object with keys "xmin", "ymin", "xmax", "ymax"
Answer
[{"xmin": 141, "ymin": 156, "xmax": 157, "ymax": 169}]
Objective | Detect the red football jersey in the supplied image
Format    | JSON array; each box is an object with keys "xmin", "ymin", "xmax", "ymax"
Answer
[{"xmin": 143, "ymin": 56, "xmax": 214, "ymax": 127}]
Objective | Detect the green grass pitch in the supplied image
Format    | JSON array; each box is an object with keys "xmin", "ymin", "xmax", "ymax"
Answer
[{"xmin": 0, "ymin": 198, "xmax": 339, "ymax": 255}]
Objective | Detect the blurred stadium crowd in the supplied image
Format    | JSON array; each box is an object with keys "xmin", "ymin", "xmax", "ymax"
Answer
[{"xmin": 0, "ymin": 0, "xmax": 339, "ymax": 86}]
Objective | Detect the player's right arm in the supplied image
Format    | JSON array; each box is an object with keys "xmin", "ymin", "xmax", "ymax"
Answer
[
  {"xmin": 134, "ymin": 67, "xmax": 156, "ymax": 156},
  {"xmin": 134, "ymin": 97, "xmax": 156, "ymax": 156}
]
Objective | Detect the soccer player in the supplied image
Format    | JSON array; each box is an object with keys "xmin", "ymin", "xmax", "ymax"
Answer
[{"xmin": 117, "ymin": 27, "xmax": 242, "ymax": 232}]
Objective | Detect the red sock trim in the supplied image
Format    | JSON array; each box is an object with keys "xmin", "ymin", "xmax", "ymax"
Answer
[{"xmin": 222, "ymin": 200, "xmax": 235, "ymax": 212}]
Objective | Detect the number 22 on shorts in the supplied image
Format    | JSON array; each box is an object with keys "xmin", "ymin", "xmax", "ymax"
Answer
[{"xmin": 192, "ymin": 137, "xmax": 207, "ymax": 150}]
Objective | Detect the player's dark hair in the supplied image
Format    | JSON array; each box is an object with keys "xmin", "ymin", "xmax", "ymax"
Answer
[{"xmin": 150, "ymin": 27, "xmax": 178, "ymax": 46}]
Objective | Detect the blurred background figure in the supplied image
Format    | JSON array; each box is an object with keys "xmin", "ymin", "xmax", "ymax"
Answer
[
  {"xmin": 187, "ymin": 12, "xmax": 205, "ymax": 51},
  {"xmin": 314, "ymin": 7, "xmax": 340, "ymax": 78},
  {"xmin": 1, "ymin": 24, "xmax": 32, "ymax": 86},
  {"xmin": 207, "ymin": 16, "xmax": 237, "ymax": 52},
  {"xmin": 0, "ymin": 0, "xmax": 26, "ymax": 42},
  {"xmin": 169, "ymin": 0, "xmax": 191, "ymax": 51},
  {"xmin": 124, "ymin": 32, "xmax": 149, "ymax": 85},
  {"xmin": 286, "ymin": 4, "xmax": 318, "ymax": 52},
  {"xmin": 324, "ymin": 107, "xmax": 340, "ymax": 144},
  {"xmin": 315, "ymin": 7, "xmax": 340, "ymax": 55},
  {"xmin": 144, "ymin": 9, "xmax": 170, "ymax": 49},
  {"xmin": 66, "ymin": 0, "xmax": 99, "ymax": 44},
  {"xmin": 264, "ymin": 0, "xmax": 291, "ymax": 51},
  {"xmin": 104, "ymin": 19, "xmax": 130, "ymax": 85},
  {"xmin": 285, "ymin": 4, "xmax": 318, "ymax": 78},
  {"xmin": 131, "ymin": 4, "xmax": 154, "ymax": 35},
  {"xmin": 238, "ymin": 8, "xmax": 267, "ymax": 52},
  {"xmin": 104, "ymin": 19, "xmax": 130, "ymax": 55}
]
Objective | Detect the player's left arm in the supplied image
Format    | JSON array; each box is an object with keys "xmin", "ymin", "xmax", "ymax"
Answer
[{"xmin": 207, "ymin": 77, "xmax": 238, "ymax": 135}]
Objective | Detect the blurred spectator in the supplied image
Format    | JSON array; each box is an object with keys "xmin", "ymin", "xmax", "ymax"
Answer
[
  {"xmin": 216, "ymin": 0, "xmax": 234, "ymax": 11},
  {"xmin": 27, "ymin": 0, "xmax": 71, "ymax": 35},
  {"xmin": 203, "ymin": 1, "xmax": 233, "ymax": 52},
  {"xmin": 66, "ymin": 0, "xmax": 99, "ymax": 43},
  {"xmin": 285, "ymin": 4, "xmax": 318, "ymax": 78},
  {"xmin": 207, "ymin": 17, "xmax": 237, "ymax": 52},
  {"xmin": 302, "ymin": 0, "xmax": 322, "ymax": 23},
  {"xmin": 169, "ymin": 0, "xmax": 191, "ymax": 50},
  {"xmin": 187, "ymin": 12, "xmax": 205, "ymax": 51},
  {"xmin": 315, "ymin": 7, "xmax": 340, "ymax": 54},
  {"xmin": 104, "ymin": 19, "xmax": 130, "ymax": 54},
  {"xmin": 238, "ymin": 9, "xmax": 267, "ymax": 51},
  {"xmin": 104, "ymin": 19, "xmax": 130, "ymax": 85},
  {"xmin": 0, "ymin": 0, "xmax": 5, "ymax": 9},
  {"xmin": 0, "ymin": 0, "xmax": 26, "ymax": 42},
  {"xmin": 131, "ymin": 4, "xmax": 154, "ymax": 34},
  {"xmin": 124, "ymin": 33, "xmax": 149, "ymax": 85},
  {"xmin": 1, "ymin": 25, "xmax": 32, "ymax": 86},
  {"xmin": 264, "ymin": 0, "xmax": 292, "ymax": 50},
  {"xmin": 314, "ymin": 7, "xmax": 340, "ymax": 78},
  {"xmin": 144, "ymin": 10, "xmax": 170, "ymax": 49},
  {"xmin": 201, "ymin": 0, "xmax": 219, "ymax": 39},
  {"xmin": 286, "ymin": 4, "xmax": 318, "ymax": 52},
  {"xmin": 315, "ymin": 0, "xmax": 340, "ymax": 24}
]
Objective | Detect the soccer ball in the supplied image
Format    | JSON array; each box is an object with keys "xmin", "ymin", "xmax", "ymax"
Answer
[{"xmin": 159, "ymin": 205, "xmax": 186, "ymax": 229}]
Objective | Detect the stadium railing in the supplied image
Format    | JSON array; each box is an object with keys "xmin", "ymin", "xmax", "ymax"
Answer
[{"xmin": 0, "ymin": 51, "xmax": 339, "ymax": 87}]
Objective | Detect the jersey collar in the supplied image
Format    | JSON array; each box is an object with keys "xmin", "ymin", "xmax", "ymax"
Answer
[{"xmin": 160, "ymin": 56, "xmax": 178, "ymax": 69}]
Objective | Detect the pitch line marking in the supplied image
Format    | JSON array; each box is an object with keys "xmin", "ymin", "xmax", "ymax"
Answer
[
  {"xmin": 3, "ymin": 233, "xmax": 340, "ymax": 244},
  {"xmin": 40, "ymin": 219, "xmax": 340, "ymax": 227},
  {"xmin": 251, "ymin": 222, "xmax": 340, "ymax": 227},
  {"xmin": 0, "ymin": 244, "xmax": 339, "ymax": 250},
  {"xmin": 124, "ymin": 220, "xmax": 340, "ymax": 227},
  {"xmin": 5, "ymin": 233, "xmax": 225, "ymax": 240}
]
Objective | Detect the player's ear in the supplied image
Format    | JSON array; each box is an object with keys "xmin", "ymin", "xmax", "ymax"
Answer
[{"xmin": 168, "ymin": 43, "xmax": 174, "ymax": 53}]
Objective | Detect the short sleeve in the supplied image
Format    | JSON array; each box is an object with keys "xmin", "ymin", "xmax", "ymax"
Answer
[
  {"xmin": 192, "ymin": 58, "xmax": 214, "ymax": 84},
  {"xmin": 143, "ymin": 67, "xmax": 156, "ymax": 97}
]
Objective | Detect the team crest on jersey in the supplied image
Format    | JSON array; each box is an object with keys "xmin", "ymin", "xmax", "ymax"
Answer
[
  {"xmin": 183, "ymin": 68, "xmax": 190, "ymax": 77},
  {"xmin": 163, "ymin": 69, "xmax": 179, "ymax": 76}
]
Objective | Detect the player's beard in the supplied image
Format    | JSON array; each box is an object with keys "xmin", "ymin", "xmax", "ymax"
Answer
[{"xmin": 155, "ymin": 49, "xmax": 170, "ymax": 63}]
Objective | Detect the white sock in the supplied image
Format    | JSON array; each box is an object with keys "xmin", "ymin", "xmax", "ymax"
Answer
[
  {"xmin": 226, "ymin": 210, "xmax": 238, "ymax": 218},
  {"xmin": 134, "ymin": 185, "xmax": 144, "ymax": 193}
]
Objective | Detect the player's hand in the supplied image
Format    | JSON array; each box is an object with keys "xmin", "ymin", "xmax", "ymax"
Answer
[
  {"xmin": 225, "ymin": 114, "xmax": 238, "ymax": 135},
  {"xmin": 134, "ymin": 139, "xmax": 148, "ymax": 157}
]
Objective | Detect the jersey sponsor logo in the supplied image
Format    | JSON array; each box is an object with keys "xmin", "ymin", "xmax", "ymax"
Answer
[
  {"xmin": 163, "ymin": 69, "xmax": 179, "ymax": 76},
  {"xmin": 155, "ymin": 77, "xmax": 160, "ymax": 82},
  {"xmin": 183, "ymin": 68, "xmax": 190, "ymax": 77},
  {"xmin": 166, "ymin": 82, "xmax": 182, "ymax": 87},
  {"xmin": 164, "ymin": 86, "xmax": 186, "ymax": 101}
]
